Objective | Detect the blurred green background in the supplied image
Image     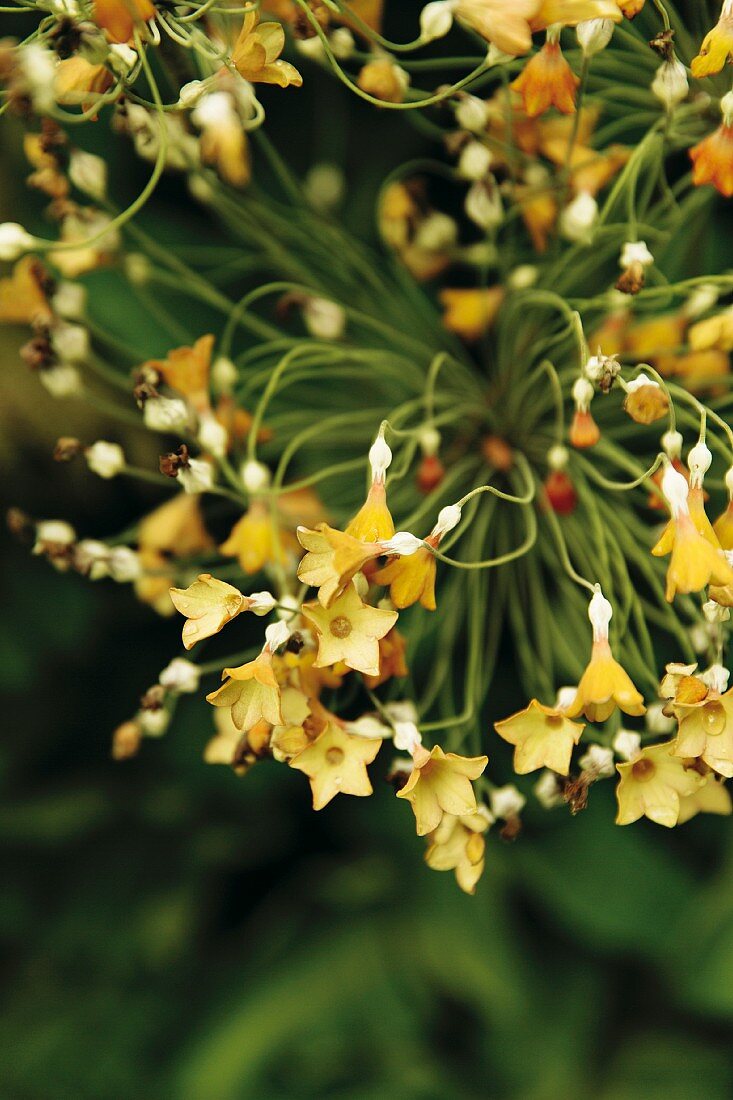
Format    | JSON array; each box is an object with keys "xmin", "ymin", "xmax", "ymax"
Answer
[{"xmin": 3, "ymin": 3, "xmax": 733, "ymax": 1097}]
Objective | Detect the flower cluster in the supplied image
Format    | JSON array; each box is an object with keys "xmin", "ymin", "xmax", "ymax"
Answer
[{"xmin": 3, "ymin": 0, "xmax": 733, "ymax": 893}]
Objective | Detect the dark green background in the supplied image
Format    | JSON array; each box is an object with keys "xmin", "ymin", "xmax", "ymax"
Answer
[{"xmin": 2, "ymin": 2, "xmax": 733, "ymax": 1096}]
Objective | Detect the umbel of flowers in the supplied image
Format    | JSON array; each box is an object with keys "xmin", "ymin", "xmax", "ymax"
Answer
[{"xmin": 3, "ymin": 0, "xmax": 733, "ymax": 893}]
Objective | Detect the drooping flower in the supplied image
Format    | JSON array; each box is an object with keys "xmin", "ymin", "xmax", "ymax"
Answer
[
  {"xmin": 615, "ymin": 741, "xmax": 705, "ymax": 827},
  {"xmin": 54, "ymin": 57, "xmax": 114, "ymax": 109},
  {"xmin": 220, "ymin": 501, "xmax": 293, "ymax": 575},
  {"xmin": 0, "ymin": 257, "xmax": 53, "ymax": 325},
  {"xmin": 651, "ymin": 463, "xmax": 733, "ymax": 601},
  {"xmin": 289, "ymin": 722, "xmax": 382, "ymax": 809},
  {"xmin": 232, "ymin": 11, "xmax": 303, "ymax": 87},
  {"xmin": 690, "ymin": 93, "xmax": 733, "ymax": 198},
  {"xmin": 397, "ymin": 743, "xmax": 488, "ymax": 835},
  {"xmin": 206, "ymin": 648, "xmax": 284, "ymax": 732},
  {"xmin": 495, "ymin": 699, "xmax": 584, "ymax": 775},
  {"xmin": 204, "ymin": 709, "xmax": 272, "ymax": 772},
  {"xmin": 93, "ymin": 0, "xmax": 155, "ymax": 43},
  {"xmin": 566, "ymin": 589, "xmax": 645, "ymax": 723},
  {"xmin": 169, "ymin": 573, "xmax": 249, "ymax": 649},
  {"xmin": 424, "ymin": 809, "xmax": 491, "ymax": 894},
  {"xmin": 135, "ymin": 494, "xmax": 213, "ymax": 615},
  {"xmin": 357, "ymin": 59, "xmax": 409, "ymax": 103},
  {"xmin": 690, "ymin": 1, "xmax": 733, "ymax": 78},
  {"xmin": 346, "ymin": 481, "xmax": 394, "ymax": 543},
  {"xmin": 511, "ymin": 36, "xmax": 579, "ymax": 118},
  {"xmin": 301, "ymin": 584, "xmax": 397, "ymax": 676},
  {"xmin": 374, "ymin": 544, "xmax": 437, "ymax": 610},
  {"xmin": 296, "ymin": 523, "xmax": 384, "ymax": 607}
]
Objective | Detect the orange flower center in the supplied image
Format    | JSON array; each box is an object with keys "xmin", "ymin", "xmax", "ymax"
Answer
[
  {"xmin": 545, "ymin": 713, "xmax": 564, "ymax": 729},
  {"xmin": 631, "ymin": 757, "xmax": 656, "ymax": 782},
  {"xmin": 326, "ymin": 746, "xmax": 345, "ymax": 765},
  {"xmin": 329, "ymin": 615, "xmax": 352, "ymax": 639}
]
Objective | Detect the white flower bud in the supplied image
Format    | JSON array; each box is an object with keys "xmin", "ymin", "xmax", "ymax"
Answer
[
  {"xmin": 548, "ymin": 444, "xmax": 569, "ymax": 471},
  {"xmin": 688, "ymin": 440, "xmax": 712, "ymax": 486},
  {"xmin": 560, "ymin": 192, "xmax": 598, "ymax": 243},
  {"xmin": 393, "ymin": 720, "xmax": 422, "ymax": 754},
  {"xmin": 108, "ymin": 42, "xmax": 137, "ymax": 75},
  {"xmin": 159, "ymin": 657, "xmax": 200, "ymax": 694},
  {"xmin": 490, "ymin": 784, "xmax": 526, "ymax": 820},
  {"xmin": 86, "ymin": 441, "xmax": 125, "ymax": 479},
  {"xmin": 457, "ymin": 140, "xmax": 492, "ymax": 181},
  {"xmin": 419, "ymin": 425, "xmax": 441, "ymax": 457},
  {"xmin": 52, "ymin": 282, "xmax": 86, "ymax": 321},
  {"xmin": 331, "ymin": 28, "xmax": 355, "ymax": 59},
  {"xmin": 40, "ymin": 364, "xmax": 83, "ymax": 399},
  {"xmin": 620, "ymin": 240, "xmax": 653, "ymax": 269},
  {"xmin": 344, "ymin": 715, "xmax": 391, "ymax": 739},
  {"xmin": 661, "ymin": 429, "xmax": 683, "ymax": 459},
  {"xmin": 369, "ymin": 434, "xmax": 392, "ymax": 481},
  {"xmin": 645, "ymin": 701, "xmax": 676, "ymax": 736},
  {"xmin": 211, "ymin": 356, "xmax": 238, "ymax": 394},
  {"xmin": 721, "ymin": 90, "xmax": 733, "ymax": 127},
  {"xmin": 178, "ymin": 457, "xmax": 214, "ymax": 494},
  {"xmin": 701, "ymin": 663, "xmax": 730, "ymax": 695},
  {"xmin": 588, "ymin": 587, "xmax": 612, "ymax": 642},
  {"xmin": 578, "ymin": 744, "xmax": 615, "ymax": 778},
  {"xmin": 304, "ymin": 163, "xmax": 345, "ymax": 212},
  {"xmin": 34, "ymin": 520, "xmax": 76, "ymax": 550},
  {"xmin": 143, "ymin": 396, "xmax": 190, "ymax": 433},
  {"xmin": 303, "ymin": 297, "xmax": 346, "ymax": 340},
  {"xmin": 197, "ymin": 412, "xmax": 228, "ymax": 458},
  {"xmin": 433, "ymin": 503, "xmax": 462, "ymax": 538},
  {"xmin": 75, "ymin": 539, "xmax": 110, "ymax": 580},
  {"xmin": 413, "ymin": 211, "xmax": 457, "ymax": 253},
  {"xmin": 178, "ymin": 79, "xmax": 208, "ymax": 108},
  {"xmin": 703, "ymin": 598, "xmax": 730, "ymax": 624},
  {"xmin": 140, "ymin": 709, "xmax": 169, "ymax": 737},
  {"xmin": 612, "ymin": 729, "xmax": 641, "ymax": 761},
  {"xmin": 0, "ymin": 223, "xmax": 35, "ymax": 261},
  {"xmin": 108, "ymin": 546, "xmax": 142, "ymax": 582},
  {"xmin": 555, "ymin": 686, "xmax": 578, "ymax": 712},
  {"xmin": 465, "ymin": 180, "xmax": 503, "ymax": 230},
  {"xmin": 240, "ymin": 459, "xmax": 271, "ymax": 493},
  {"xmin": 455, "ymin": 94, "xmax": 489, "ymax": 132},
  {"xmin": 265, "ymin": 620, "xmax": 291, "ymax": 651},
  {"xmin": 249, "ymin": 590, "xmax": 278, "ymax": 617},
  {"xmin": 651, "ymin": 58, "xmax": 688, "ymax": 110},
  {"xmin": 572, "ymin": 376, "xmax": 594, "ymax": 408},
  {"xmin": 69, "ymin": 151, "xmax": 107, "ymax": 202},
  {"xmin": 52, "ymin": 323, "xmax": 89, "ymax": 363},
  {"xmin": 661, "ymin": 461, "xmax": 690, "ymax": 518},
  {"xmin": 508, "ymin": 264, "xmax": 538, "ymax": 289},
  {"xmin": 420, "ymin": 0, "xmax": 455, "ymax": 42},
  {"xmin": 534, "ymin": 769, "xmax": 563, "ymax": 809},
  {"xmin": 380, "ymin": 531, "xmax": 424, "ymax": 556},
  {"xmin": 577, "ymin": 18, "xmax": 614, "ymax": 56}
]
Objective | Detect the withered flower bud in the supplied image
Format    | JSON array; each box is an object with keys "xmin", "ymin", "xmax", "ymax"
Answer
[
  {"xmin": 112, "ymin": 720, "xmax": 143, "ymax": 760},
  {"xmin": 140, "ymin": 684, "xmax": 166, "ymax": 711},
  {"xmin": 623, "ymin": 383, "xmax": 669, "ymax": 425},
  {"xmin": 499, "ymin": 815, "xmax": 523, "ymax": 841},
  {"xmin": 6, "ymin": 507, "xmax": 34, "ymax": 542},
  {"xmin": 54, "ymin": 436, "xmax": 82, "ymax": 462},
  {"xmin": 615, "ymin": 261, "xmax": 646, "ymax": 296},
  {"xmin": 649, "ymin": 27, "xmax": 675, "ymax": 60},
  {"xmin": 159, "ymin": 444, "xmax": 190, "ymax": 478},
  {"xmin": 20, "ymin": 329, "xmax": 55, "ymax": 371},
  {"xmin": 133, "ymin": 380, "xmax": 158, "ymax": 407},
  {"xmin": 285, "ymin": 631, "xmax": 305, "ymax": 654}
]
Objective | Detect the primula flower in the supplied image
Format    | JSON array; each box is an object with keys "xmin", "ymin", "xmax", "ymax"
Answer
[
  {"xmin": 651, "ymin": 463, "xmax": 733, "ymax": 601},
  {"xmin": 135, "ymin": 494, "xmax": 213, "ymax": 615},
  {"xmin": 232, "ymin": 12, "xmax": 303, "ymax": 88},
  {"xmin": 0, "ymin": 257, "xmax": 53, "ymax": 325},
  {"xmin": 289, "ymin": 722, "xmax": 382, "ymax": 809},
  {"xmin": 566, "ymin": 589, "xmax": 645, "ymax": 723},
  {"xmin": 221, "ymin": 501, "xmax": 292, "ymax": 575},
  {"xmin": 346, "ymin": 480, "xmax": 394, "ymax": 542},
  {"xmin": 673, "ymin": 684, "xmax": 733, "ymax": 778},
  {"xmin": 615, "ymin": 742, "xmax": 705, "ymax": 827},
  {"xmin": 169, "ymin": 573, "xmax": 247, "ymax": 649},
  {"xmin": 691, "ymin": 1, "xmax": 733, "ymax": 78},
  {"xmin": 511, "ymin": 38, "xmax": 579, "ymax": 118},
  {"xmin": 146, "ymin": 334, "xmax": 215, "ymax": 414},
  {"xmin": 297, "ymin": 523, "xmax": 384, "ymax": 607},
  {"xmin": 439, "ymin": 287, "xmax": 504, "ymax": 341},
  {"xmin": 207, "ymin": 649, "xmax": 283, "ymax": 732},
  {"xmin": 495, "ymin": 699, "xmax": 584, "ymax": 775},
  {"xmin": 690, "ymin": 94, "xmax": 733, "ymax": 198},
  {"xmin": 93, "ymin": 0, "xmax": 155, "ymax": 43},
  {"xmin": 424, "ymin": 810, "xmax": 491, "ymax": 895},
  {"xmin": 301, "ymin": 584, "xmax": 397, "ymax": 676},
  {"xmin": 397, "ymin": 743, "xmax": 488, "ymax": 835},
  {"xmin": 375, "ymin": 544, "xmax": 437, "ymax": 610},
  {"xmin": 677, "ymin": 770, "xmax": 733, "ymax": 824}
]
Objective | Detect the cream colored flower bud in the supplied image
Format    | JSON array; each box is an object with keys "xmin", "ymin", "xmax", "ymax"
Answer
[
  {"xmin": 644, "ymin": 701, "xmax": 676, "ymax": 736},
  {"xmin": 265, "ymin": 620, "xmax": 291, "ymax": 651},
  {"xmin": 159, "ymin": 657, "xmax": 200, "ymax": 694},
  {"xmin": 52, "ymin": 282, "xmax": 86, "ymax": 321},
  {"xmin": 651, "ymin": 58, "xmax": 688, "ymax": 110},
  {"xmin": 369, "ymin": 434, "xmax": 392, "ymax": 480},
  {"xmin": 0, "ymin": 222, "xmax": 35, "ymax": 261},
  {"xmin": 661, "ymin": 429, "xmax": 683, "ymax": 459},
  {"xmin": 211, "ymin": 356, "xmax": 238, "ymax": 393},
  {"xmin": 303, "ymin": 297, "xmax": 346, "ymax": 340},
  {"xmin": 250, "ymin": 591, "xmax": 278, "ymax": 617},
  {"xmin": 548, "ymin": 444, "xmax": 569, "ymax": 470},
  {"xmin": 701, "ymin": 663, "xmax": 730, "ymax": 694},
  {"xmin": 380, "ymin": 531, "xmax": 423, "ymax": 556},
  {"xmin": 578, "ymin": 744, "xmax": 615, "ymax": 778},
  {"xmin": 420, "ymin": 0, "xmax": 455, "ymax": 42},
  {"xmin": 458, "ymin": 140, "xmax": 492, "ymax": 181},
  {"xmin": 52, "ymin": 323, "xmax": 89, "ymax": 363},
  {"xmin": 240, "ymin": 459, "xmax": 271, "ymax": 493},
  {"xmin": 143, "ymin": 396, "xmax": 189, "ymax": 432},
  {"xmin": 534, "ymin": 770, "xmax": 563, "ymax": 809},
  {"xmin": 490, "ymin": 784, "xmax": 526, "ymax": 819},
  {"xmin": 572, "ymin": 376, "xmax": 594, "ymax": 408},
  {"xmin": 393, "ymin": 720, "xmax": 422, "ymax": 753},
  {"xmin": 620, "ymin": 240, "xmax": 653, "ymax": 268},
  {"xmin": 413, "ymin": 211, "xmax": 457, "ymax": 252},
  {"xmin": 577, "ymin": 18, "xmax": 614, "ymax": 56},
  {"xmin": 688, "ymin": 440, "xmax": 712, "ymax": 485},
  {"xmin": 560, "ymin": 192, "xmax": 598, "ymax": 243},
  {"xmin": 455, "ymin": 94, "xmax": 489, "ymax": 132},
  {"xmin": 465, "ymin": 180, "xmax": 503, "ymax": 229},
  {"xmin": 433, "ymin": 503, "xmax": 462, "ymax": 538},
  {"xmin": 69, "ymin": 151, "xmax": 107, "ymax": 202},
  {"xmin": 40, "ymin": 365, "xmax": 83, "ymax": 399},
  {"xmin": 197, "ymin": 413, "xmax": 228, "ymax": 459},
  {"xmin": 86, "ymin": 441, "xmax": 125, "ymax": 479},
  {"xmin": 612, "ymin": 729, "xmax": 641, "ymax": 761},
  {"xmin": 108, "ymin": 546, "xmax": 141, "ymax": 583},
  {"xmin": 178, "ymin": 457, "xmax": 214, "ymax": 494},
  {"xmin": 508, "ymin": 264, "xmax": 538, "ymax": 289},
  {"xmin": 588, "ymin": 587, "xmax": 612, "ymax": 642},
  {"xmin": 661, "ymin": 461, "xmax": 690, "ymax": 517}
]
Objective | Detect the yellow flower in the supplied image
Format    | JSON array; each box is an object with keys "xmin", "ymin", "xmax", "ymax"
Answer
[
  {"xmin": 397, "ymin": 745, "xmax": 488, "ymax": 836},
  {"xmin": 54, "ymin": 57, "xmax": 114, "ymax": 108},
  {"xmin": 204, "ymin": 710, "xmax": 271, "ymax": 771},
  {"xmin": 220, "ymin": 501, "xmax": 292, "ymax": 575},
  {"xmin": 424, "ymin": 810, "xmax": 490, "ymax": 895},
  {"xmin": 296, "ymin": 523, "xmax": 383, "ymax": 607},
  {"xmin": 374, "ymin": 545, "xmax": 437, "ymax": 610},
  {"xmin": 653, "ymin": 511, "xmax": 733, "ymax": 601},
  {"xmin": 93, "ymin": 0, "xmax": 155, "ymax": 43},
  {"xmin": 0, "ymin": 257, "xmax": 53, "ymax": 326},
  {"xmin": 232, "ymin": 11, "xmax": 303, "ymax": 88},
  {"xmin": 146, "ymin": 334, "xmax": 215, "ymax": 414},
  {"xmin": 567, "ymin": 640, "xmax": 645, "ymax": 723},
  {"xmin": 677, "ymin": 771, "xmax": 732, "ymax": 825},
  {"xmin": 691, "ymin": 6, "xmax": 733, "ymax": 78},
  {"xmin": 199, "ymin": 115, "xmax": 250, "ymax": 189},
  {"xmin": 511, "ymin": 40, "xmax": 579, "ymax": 118},
  {"xmin": 363, "ymin": 627, "xmax": 409, "ymax": 690},
  {"xmin": 169, "ymin": 573, "xmax": 247, "ymax": 649},
  {"xmin": 357, "ymin": 59, "xmax": 408, "ymax": 104},
  {"xmin": 301, "ymin": 584, "xmax": 397, "ymax": 676},
  {"xmin": 206, "ymin": 650, "xmax": 283, "ymax": 731},
  {"xmin": 495, "ymin": 699, "xmax": 584, "ymax": 775},
  {"xmin": 617, "ymin": 0, "xmax": 645, "ymax": 14},
  {"xmin": 714, "ymin": 503, "xmax": 733, "ymax": 551},
  {"xmin": 615, "ymin": 742, "xmax": 705, "ymax": 827},
  {"xmin": 135, "ymin": 494, "xmax": 213, "ymax": 614},
  {"xmin": 345, "ymin": 480, "xmax": 394, "ymax": 542},
  {"xmin": 439, "ymin": 287, "xmax": 504, "ymax": 342},
  {"xmin": 673, "ymin": 688, "xmax": 733, "ymax": 778},
  {"xmin": 289, "ymin": 722, "xmax": 382, "ymax": 809},
  {"xmin": 689, "ymin": 310, "xmax": 733, "ymax": 354}
]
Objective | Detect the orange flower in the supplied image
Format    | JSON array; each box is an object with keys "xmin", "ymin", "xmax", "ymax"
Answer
[
  {"xmin": 566, "ymin": 589, "xmax": 645, "ymax": 723},
  {"xmin": 357, "ymin": 60, "xmax": 408, "ymax": 104},
  {"xmin": 93, "ymin": 0, "xmax": 155, "ymax": 43},
  {"xmin": 374, "ymin": 545, "xmax": 437, "ymax": 610},
  {"xmin": 690, "ymin": 120, "xmax": 733, "ymax": 199},
  {"xmin": 569, "ymin": 408, "xmax": 600, "ymax": 448},
  {"xmin": 511, "ymin": 40, "xmax": 579, "ymax": 118},
  {"xmin": 439, "ymin": 287, "xmax": 504, "ymax": 341},
  {"xmin": 0, "ymin": 257, "xmax": 53, "ymax": 325},
  {"xmin": 146, "ymin": 335, "xmax": 214, "ymax": 414},
  {"xmin": 54, "ymin": 57, "xmax": 114, "ymax": 109},
  {"xmin": 617, "ymin": 0, "xmax": 645, "ymax": 14}
]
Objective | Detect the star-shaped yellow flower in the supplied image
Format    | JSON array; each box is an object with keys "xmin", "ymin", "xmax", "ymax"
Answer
[
  {"xmin": 170, "ymin": 573, "xmax": 246, "ymax": 649},
  {"xmin": 495, "ymin": 699, "xmax": 584, "ymax": 775},
  {"xmin": 206, "ymin": 651, "xmax": 283, "ymax": 731},
  {"xmin": 615, "ymin": 742, "xmax": 705, "ymax": 827},
  {"xmin": 301, "ymin": 585, "xmax": 397, "ymax": 676},
  {"xmin": 289, "ymin": 722, "xmax": 382, "ymax": 809},
  {"xmin": 296, "ymin": 524, "xmax": 383, "ymax": 607},
  {"xmin": 232, "ymin": 11, "xmax": 303, "ymax": 88},
  {"xmin": 397, "ymin": 745, "xmax": 488, "ymax": 836}
]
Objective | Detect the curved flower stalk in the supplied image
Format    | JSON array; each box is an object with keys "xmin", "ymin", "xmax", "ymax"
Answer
[{"xmin": 3, "ymin": 0, "xmax": 733, "ymax": 893}]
